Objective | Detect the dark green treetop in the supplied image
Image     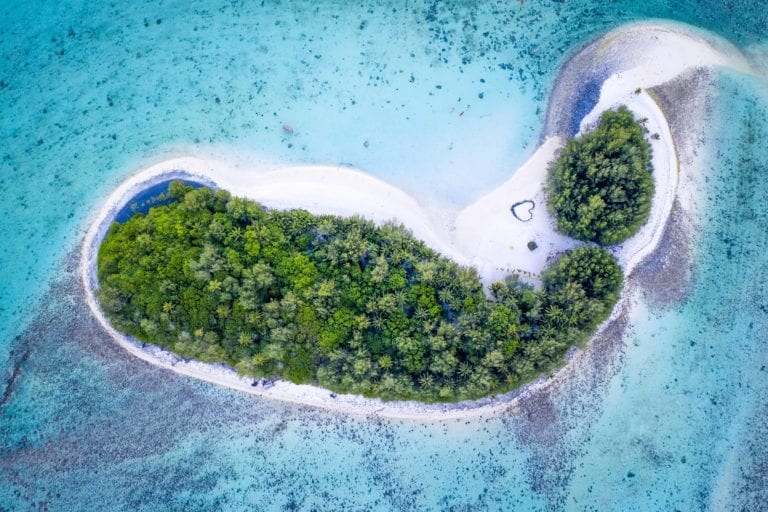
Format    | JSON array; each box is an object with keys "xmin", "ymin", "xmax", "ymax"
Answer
[{"xmin": 548, "ymin": 106, "xmax": 654, "ymax": 246}]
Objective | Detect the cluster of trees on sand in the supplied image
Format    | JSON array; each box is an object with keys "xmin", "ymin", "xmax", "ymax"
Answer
[
  {"xmin": 547, "ymin": 106, "xmax": 654, "ymax": 246},
  {"xmin": 98, "ymin": 183, "xmax": 622, "ymax": 402}
]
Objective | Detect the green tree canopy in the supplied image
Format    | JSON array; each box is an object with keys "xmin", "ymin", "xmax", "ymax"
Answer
[
  {"xmin": 98, "ymin": 183, "xmax": 623, "ymax": 402},
  {"xmin": 547, "ymin": 106, "xmax": 654, "ymax": 246}
]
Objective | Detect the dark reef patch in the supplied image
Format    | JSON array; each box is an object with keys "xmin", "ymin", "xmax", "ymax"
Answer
[
  {"xmin": 504, "ymin": 303, "xmax": 631, "ymax": 508},
  {"xmin": 0, "ymin": 345, "xmax": 28, "ymax": 409},
  {"xmin": 733, "ymin": 398, "xmax": 768, "ymax": 510},
  {"xmin": 632, "ymin": 200, "xmax": 695, "ymax": 309},
  {"xmin": 629, "ymin": 69, "xmax": 713, "ymax": 310}
]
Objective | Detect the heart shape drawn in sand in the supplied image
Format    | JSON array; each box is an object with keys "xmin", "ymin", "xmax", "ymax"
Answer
[{"xmin": 511, "ymin": 200, "xmax": 535, "ymax": 222}]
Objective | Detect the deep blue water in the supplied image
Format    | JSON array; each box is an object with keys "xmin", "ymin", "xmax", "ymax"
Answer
[
  {"xmin": 1, "ymin": 1, "xmax": 767, "ymax": 510},
  {"xmin": 113, "ymin": 179, "xmax": 206, "ymax": 223},
  {"xmin": 569, "ymin": 80, "xmax": 602, "ymax": 136}
]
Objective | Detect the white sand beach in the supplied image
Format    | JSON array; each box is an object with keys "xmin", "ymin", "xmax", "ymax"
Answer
[{"xmin": 80, "ymin": 21, "xmax": 756, "ymax": 420}]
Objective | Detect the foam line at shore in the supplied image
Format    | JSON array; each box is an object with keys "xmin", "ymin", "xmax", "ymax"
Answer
[{"xmin": 80, "ymin": 21, "xmax": 754, "ymax": 420}]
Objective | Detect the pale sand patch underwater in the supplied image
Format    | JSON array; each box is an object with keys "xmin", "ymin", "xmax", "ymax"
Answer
[{"xmin": 80, "ymin": 21, "xmax": 756, "ymax": 420}]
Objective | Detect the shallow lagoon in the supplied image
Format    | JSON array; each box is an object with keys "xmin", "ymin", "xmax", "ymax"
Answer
[{"xmin": 1, "ymin": 1, "xmax": 767, "ymax": 510}]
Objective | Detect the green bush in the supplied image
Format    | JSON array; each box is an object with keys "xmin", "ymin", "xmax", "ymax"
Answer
[
  {"xmin": 547, "ymin": 106, "xmax": 654, "ymax": 246},
  {"xmin": 97, "ymin": 183, "xmax": 623, "ymax": 402},
  {"xmin": 541, "ymin": 246, "xmax": 622, "ymax": 333}
]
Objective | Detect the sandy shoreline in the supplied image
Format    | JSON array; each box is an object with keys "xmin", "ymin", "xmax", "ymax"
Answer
[{"xmin": 80, "ymin": 21, "xmax": 750, "ymax": 420}]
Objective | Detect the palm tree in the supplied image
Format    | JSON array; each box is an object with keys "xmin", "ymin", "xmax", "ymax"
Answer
[
  {"xmin": 544, "ymin": 305, "xmax": 566, "ymax": 327},
  {"xmin": 371, "ymin": 315, "xmax": 386, "ymax": 332},
  {"xmin": 356, "ymin": 315, "xmax": 371, "ymax": 331},
  {"xmin": 393, "ymin": 290, "xmax": 407, "ymax": 309},
  {"xmin": 456, "ymin": 267, "xmax": 480, "ymax": 293},
  {"xmin": 246, "ymin": 311, "xmax": 263, "ymax": 325},
  {"xmin": 414, "ymin": 307, "xmax": 430, "ymax": 322},
  {"xmin": 458, "ymin": 362, "xmax": 473, "ymax": 380},
  {"xmin": 437, "ymin": 287, "xmax": 455, "ymax": 309},
  {"xmin": 238, "ymin": 332, "xmax": 252, "ymax": 346},
  {"xmin": 228, "ymin": 226, "xmax": 243, "ymax": 241}
]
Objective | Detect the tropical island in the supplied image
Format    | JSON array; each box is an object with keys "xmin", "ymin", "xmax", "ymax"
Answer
[
  {"xmin": 94, "ymin": 106, "xmax": 653, "ymax": 403},
  {"xmin": 77, "ymin": 17, "xmax": 738, "ymax": 418}
]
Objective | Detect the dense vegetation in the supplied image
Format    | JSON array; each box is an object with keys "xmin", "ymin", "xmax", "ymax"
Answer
[
  {"xmin": 98, "ymin": 183, "xmax": 622, "ymax": 402},
  {"xmin": 547, "ymin": 106, "xmax": 654, "ymax": 246}
]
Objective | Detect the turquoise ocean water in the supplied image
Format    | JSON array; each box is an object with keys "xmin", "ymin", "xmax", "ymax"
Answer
[{"xmin": 1, "ymin": 1, "xmax": 767, "ymax": 510}]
